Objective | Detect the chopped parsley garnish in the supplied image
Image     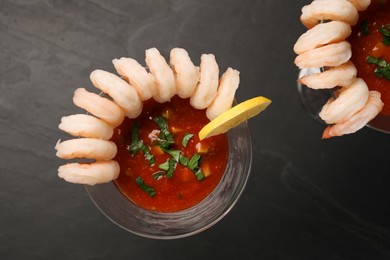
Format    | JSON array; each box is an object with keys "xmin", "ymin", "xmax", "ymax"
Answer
[
  {"xmin": 193, "ymin": 168, "xmax": 205, "ymax": 181},
  {"xmin": 161, "ymin": 148, "xmax": 205, "ymax": 181},
  {"xmin": 153, "ymin": 116, "xmax": 174, "ymax": 148},
  {"xmin": 361, "ymin": 19, "xmax": 370, "ymax": 36},
  {"xmin": 188, "ymin": 153, "xmax": 204, "ymax": 181},
  {"xmin": 158, "ymin": 158, "xmax": 176, "ymax": 178},
  {"xmin": 383, "ymin": 37, "xmax": 390, "ymax": 46},
  {"xmin": 188, "ymin": 153, "xmax": 201, "ymax": 171},
  {"xmin": 161, "ymin": 148, "xmax": 181, "ymax": 162},
  {"xmin": 128, "ymin": 122, "xmax": 155, "ymax": 165},
  {"xmin": 152, "ymin": 171, "xmax": 165, "ymax": 180},
  {"xmin": 179, "ymin": 154, "xmax": 189, "ymax": 165},
  {"xmin": 128, "ymin": 122, "xmax": 142, "ymax": 155},
  {"xmin": 136, "ymin": 177, "xmax": 156, "ymax": 197},
  {"xmin": 182, "ymin": 133, "xmax": 194, "ymax": 147},
  {"xmin": 379, "ymin": 24, "xmax": 390, "ymax": 46},
  {"xmin": 366, "ymin": 56, "xmax": 390, "ymax": 81},
  {"xmin": 131, "ymin": 115, "xmax": 206, "ymax": 198}
]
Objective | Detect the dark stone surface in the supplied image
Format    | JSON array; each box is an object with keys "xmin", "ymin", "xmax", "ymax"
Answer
[{"xmin": 0, "ymin": 0, "xmax": 389, "ymax": 259}]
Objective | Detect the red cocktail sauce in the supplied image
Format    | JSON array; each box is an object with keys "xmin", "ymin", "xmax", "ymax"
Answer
[
  {"xmin": 111, "ymin": 96, "xmax": 229, "ymax": 212},
  {"xmin": 349, "ymin": 0, "xmax": 390, "ymax": 115}
]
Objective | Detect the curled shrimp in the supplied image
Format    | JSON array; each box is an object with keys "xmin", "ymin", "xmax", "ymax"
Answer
[
  {"xmin": 319, "ymin": 78, "xmax": 369, "ymax": 124},
  {"xmin": 145, "ymin": 48, "xmax": 176, "ymax": 103},
  {"xmin": 295, "ymin": 41, "xmax": 351, "ymax": 69},
  {"xmin": 112, "ymin": 57, "xmax": 157, "ymax": 101},
  {"xmin": 298, "ymin": 61, "xmax": 357, "ymax": 89},
  {"xmin": 206, "ymin": 68, "xmax": 240, "ymax": 120},
  {"xmin": 322, "ymin": 91, "xmax": 383, "ymax": 138},
  {"xmin": 346, "ymin": 0, "xmax": 371, "ymax": 11},
  {"xmin": 294, "ymin": 21, "xmax": 351, "ymax": 54},
  {"xmin": 190, "ymin": 54, "xmax": 220, "ymax": 109},
  {"xmin": 59, "ymin": 114, "xmax": 114, "ymax": 140},
  {"xmin": 300, "ymin": 0, "xmax": 359, "ymax": 29},
  {"xmin": 55, "ymin": 138, "xmax": 117, "ymax": 160},
  {"xmin": 90, "ymin": 70, "xmax": 142, "ymax": 119},
  {"xmin": 73, "ymin": 88, "xmax": 125, "ymax": 127},
  {"xmin": 58, "ymin": 160, "xmax": 120, "ymax": 185},
  {"xmin": 170, "ymin": 48, "xmax": 200, "ymax": 99}
]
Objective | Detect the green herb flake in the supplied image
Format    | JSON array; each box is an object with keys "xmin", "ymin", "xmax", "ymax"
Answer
[
  {"xmin": 129, "ymin": 122, "xmax": 141, "ymax": 155},
  {"xmin": 154, "ymin": 116, "xmax": 168, "ymax": 130},
  {"xmin": 128, "ymin": 122, "xmax": 155, "ymax": 165},
  {"xmin": 366, "ymin": 56, "xmax": 390, "ymax": 81},
  {"xmin": 383, "ymin": 36, "xmax": 390, "ymax": 46},
  {"xmin": 188, "ymin": 153, "xmax": 201, "ymax": 170},
  {"xmin": 158, "ymin": 160, "xmax": 170, "ymax": 171},
  {"xmin": 177, "ymin": 152, "xmax": 204, "ymax": 181},
  {"xmin": 161, "ymin": 148, "xmax": 181, "ymax": 162},
  {"xmin": 177, "ymin": 193, "xmax": 183, "ymax": 199},
  {"xmin": 375, "ymin": 67, "xmax": 390, "ymax": 80},
  {"xmin": 165, "ymin": 158, "xmax": 176, "ymax": 178},
  {"xmin": 153, "ymin": 116, "xmax": 174, "ymax": 148},
  {"xmin": 379, "ymin": 24, "xmax": 390, "ymax": 46},
  {"xmin": 361, "ymin": 19, "xmax": 370, "ymax": 36},
  {"xmin": 367, "ymin": 56, "xmax": 387, "ymax": 67},
  {"xmin": 136, "ymin": 177, "xmax": 156, "ymax": 198},
  {"xmin": 158, "ymin": 158, "xmax": 176, "ymax": 178},
  {"xmin": 379, "ymin": 24, "xmax": 390, "ymax": 37},
  {"xmin": 152, "ymin": 171, "xmax": 165, "ymax": 180},
  {"xmin": 179, "ymin": 154, "xmax": 189, "ymax": 166},
  {"xmin": 181, "ymin": 133, "xmax": 194, "ymax": 147},
  {"xmin": 141, "ymin": 144, "xmax": 155, "ymax": 165},
  {"xmin": 193, "ymin": 168, "xmax": 205, "ymax": 181}
]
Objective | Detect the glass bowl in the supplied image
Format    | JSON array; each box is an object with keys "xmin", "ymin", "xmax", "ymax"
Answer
[
  {"xmin": 85, "ymin": 121, "xmax": 252, "ymax": 239},
  {"xmin": 297, "ymin": 68, "xmax": 390, "ymax": 133}
]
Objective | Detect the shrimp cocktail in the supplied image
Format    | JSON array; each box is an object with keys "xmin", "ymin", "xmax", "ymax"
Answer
[
  {"xmin": 55, "ymin": 48, "xmax": 270, "ymax": 217},
  {"xmin": 294, "ymin": 0, "xmax": 390, "ymax": 137}
]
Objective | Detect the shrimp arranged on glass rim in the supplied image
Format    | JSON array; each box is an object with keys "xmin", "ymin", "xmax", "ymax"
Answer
[
  {"xmin": 58, "ymin": 161, "xmax": 120, "ymax": 186},
  {"xmin": 319, "ymin": 78, "xmax": 369, "ymax": 124},
  {"xmin": 322, "ymin": 91, "xmax": 384, "ymax": 138},
  {"xmin": 298, "ymin": 61, "xmax": 357, "ymax": 90},
  {"xmin": 59, "ymin": 114, "xmax": 114, "ymax": 140},
  {"xmin": 300, "ymin": 0, "xmax": 359, "ymax": 29},
  {"xmin": 56, "ymin": 47, "xmax": 241, "ymax": 185},
  {"xmin": 294, "ymin": 0, "xmax": 383, "ymax": 138}
]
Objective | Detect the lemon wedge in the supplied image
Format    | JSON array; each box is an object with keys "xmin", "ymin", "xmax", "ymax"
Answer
[{"xmin": 199, "ymin": 96, "xmax": 271, "ymax": 140}]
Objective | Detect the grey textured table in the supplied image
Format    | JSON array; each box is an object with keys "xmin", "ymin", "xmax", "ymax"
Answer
[{"xmin": 1, "ymin": 0, "xmax": 389, "ymax": 259}]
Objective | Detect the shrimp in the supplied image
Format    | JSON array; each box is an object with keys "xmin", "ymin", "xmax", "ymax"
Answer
[
  {"xmin": 300, "ymin": 0, "xmax": 359, "ymax": 29},
  {"xmin": 59, "ymin": 114, "xmax": 114, "ymax": 140},
  {"xmin": 55, "ymin": 138, "xmax": 117, "ymax": 160},
  {"xmin": 112, "ymin": 57, "xmax": 157, "ymax": 101},
  {"xmin": 145, "ymin": 48, "xmax": 176, "ymax": 103},
  {"xmin": 73, "ymin": 88, "xmax": 125, "ymax": 127},
  {"xmin": 319, "ymin": 78, "xmax": 369, "ymax": 124},
  {"xmin": 346, "ymin": 0, "xmax": 371, "ymax": 11},
  {"xmin": 206, "ymin": 68, "xmax": 240, "ymax": 120},
  {"xmin": 294, "ymin": 21, "xmax": 351, "ymax": 54},
  {"xmin": 294, "ymin": 41, "xmax": 351, "ymax": 69},
  {"xmin": 58, "ymin": 160, "xmax": 120, "ymax": 185},
  {"xmin": 90, "ymin": 70, "xmax": 142, "ymax": 119},
  {"xmin": 170, "ymin": 48, "xmax": 200, "ymax": 99},
  {"xmin": 190, "ymin": 54, "xmax": 220, "ymax": 109},
  {"xmin": 298, "ymin": 61, "xmax": 357, "ymax": 89},
  {"xmin": 322, "ymin": 91, "xmax": 383, "ymax": 138}
]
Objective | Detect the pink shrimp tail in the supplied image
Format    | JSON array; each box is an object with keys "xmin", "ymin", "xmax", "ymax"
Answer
[{"xmin": 322, "ymin": 126, "xmax": 333, "ymax": 139}]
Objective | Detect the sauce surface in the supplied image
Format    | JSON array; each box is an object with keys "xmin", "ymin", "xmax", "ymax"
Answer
[
  {"xmin": 111, "ymin": 96, "xmax": 229, "ymax": 212},
  {"xmin": 349, "ymin": 0, "xmax": 390, "ymax": 115}
]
